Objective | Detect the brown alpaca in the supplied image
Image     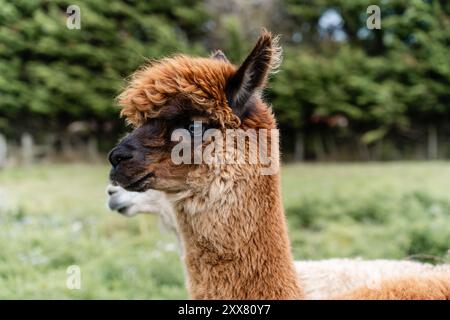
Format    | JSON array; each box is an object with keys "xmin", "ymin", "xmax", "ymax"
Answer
[
  {"xmin": 109, "ymin": 30, "xmax": 450, "ymax": 300},
  {"xmin": 106, "ymin": 185, "xmax": 450, "ymax": 299}
]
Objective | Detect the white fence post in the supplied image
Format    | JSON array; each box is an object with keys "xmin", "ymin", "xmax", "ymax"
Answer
[
  {"xmin": 21, "ymin": 132, "xmax": 34, "ymax": 165},
  {"xmin": 0, "ymin": 133, "xmax": 7, "ymax": 168}
]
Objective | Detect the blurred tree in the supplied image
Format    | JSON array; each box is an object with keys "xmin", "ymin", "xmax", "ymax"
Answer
[
  {"xmin": 272, "ymin": 0, "xmax": 450, "ymax": 160},
  {"xmin": 0, "ymin": 0, "xmax": 208, "ymax": 144},
  {"xmin": 0, "ymin": 0, "xmax": 449, "ymax": 161}
]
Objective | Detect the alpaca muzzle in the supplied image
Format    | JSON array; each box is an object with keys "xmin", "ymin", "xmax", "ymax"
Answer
[{"xmin": 108, "ymin": 140, "xmax": 152, "ymax": 191}]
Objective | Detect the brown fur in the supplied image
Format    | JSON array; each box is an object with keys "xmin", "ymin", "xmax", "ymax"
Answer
[
  {"xmin": 175, "ymin": 170, "xmax": 302, "ymax": 299},
  {"xmin": 337, "ymin": 274, "xmax": 450, "ymax": 300},
  {"xmin": 111, "ymin": 29, "xmax": 450, "ymax": 300},
  {"xmin": 118, "ymin": 55, "xmax": 239, "ymax": 128}
]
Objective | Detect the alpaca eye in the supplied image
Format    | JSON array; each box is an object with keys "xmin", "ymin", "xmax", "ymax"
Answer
[{"xmin": 187, "ymin": 122, "xmax": 204, "ymax": 137}]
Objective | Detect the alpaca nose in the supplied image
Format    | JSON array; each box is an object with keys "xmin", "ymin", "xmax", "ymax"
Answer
[{"xmin": 108, "ymin": 146, "xmax": 133, "ymax": 168}]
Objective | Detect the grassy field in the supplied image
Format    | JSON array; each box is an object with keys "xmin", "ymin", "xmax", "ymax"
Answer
[{"xmin": 0, "ymin": 162, "xmax": 449, "ymax": 299}]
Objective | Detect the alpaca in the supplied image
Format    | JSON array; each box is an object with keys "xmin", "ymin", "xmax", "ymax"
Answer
[
  {"xmin": 108, "ymin": 29, "xmax": 450, "ymax": 299},
  {"xmin": 106, "ymin": 184, "xmax": 450, "ymax": 299},
  {"xmin": 297, "ymin": 259, "xmax": 450, "ymax": 299}
]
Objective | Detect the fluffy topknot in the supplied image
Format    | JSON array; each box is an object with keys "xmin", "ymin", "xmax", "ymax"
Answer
[{"xmin": 117, "ymin": 29, "xmax": 282, "ymax": 128}]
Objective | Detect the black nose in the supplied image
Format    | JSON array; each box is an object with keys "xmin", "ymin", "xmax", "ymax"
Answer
[{"xmin": 108, "ymin": 146, "xmax": 133, "ymax": 168}]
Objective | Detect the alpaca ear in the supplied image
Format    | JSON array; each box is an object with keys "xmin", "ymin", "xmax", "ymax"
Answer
[
  {"xmin": 210, "ymin": 50, "xmax": 229, "ymax": 62},
  {"xmin": 226, "ymin": 29, "xmax": 282, "ymax": 118}
]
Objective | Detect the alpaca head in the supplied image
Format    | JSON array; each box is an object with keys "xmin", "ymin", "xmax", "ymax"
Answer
[{"xmin": 109, "ymin": 30, "xmax": 281, "ymax": 194}]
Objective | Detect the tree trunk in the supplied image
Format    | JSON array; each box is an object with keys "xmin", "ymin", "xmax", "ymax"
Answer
[
  {"xmin": 313, "ymin": 133, "xmax": 326, "ymax": 161},
  {"xmin": 87, "ymin": 137, "xmax": 99, "ymax": 162},
  {"xmin": 357, "ymin": 138, "xmax": 371, "ymax": 161},
  {"xmin": 325, "ymin": 133, "xmax": 338, "ymax": 161},
  {"xmin": 61, "ymin": 135, "xmax": 74, "ymax": 160},
  {"xmin": 293, "ymin": 129, "xmax": 304, "ymax": 162},
  {"xmin": 427, "ymin": 125, "xmax": 438, "ymax": 160}
]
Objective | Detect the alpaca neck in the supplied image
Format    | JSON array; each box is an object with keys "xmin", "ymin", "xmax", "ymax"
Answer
[{"xmin": 175, "ymin": 172, "xmax": 303, "ymax": 299}]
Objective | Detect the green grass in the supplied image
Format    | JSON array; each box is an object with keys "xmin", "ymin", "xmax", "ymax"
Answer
[
  {"xmin": 0, "ymin": 162, "xmax": 449, "ymax": 299},
  {"xmin": 282, "ymin": 163, "xmax": 450, "ymax": 262}
]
